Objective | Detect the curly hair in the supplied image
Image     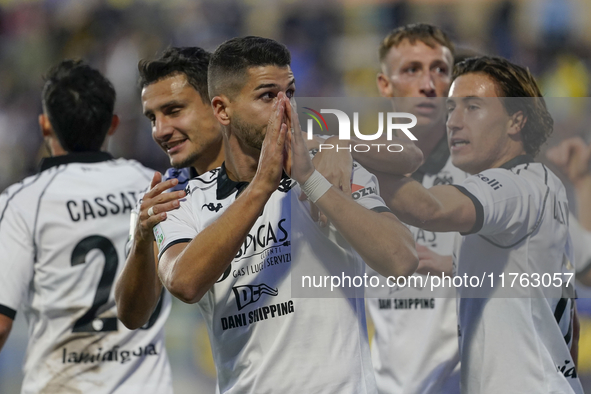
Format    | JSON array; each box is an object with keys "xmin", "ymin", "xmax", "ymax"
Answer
[{"xmin": 453, "ymin": 56, "xmax": 553, "ymax": 157}]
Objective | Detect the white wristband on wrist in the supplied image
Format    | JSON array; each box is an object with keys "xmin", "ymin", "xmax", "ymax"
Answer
[{"xmin": 300, "ymin": 170, "xmax": 332, "ymax": 203}]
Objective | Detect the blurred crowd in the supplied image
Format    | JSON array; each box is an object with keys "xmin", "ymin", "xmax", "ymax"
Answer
[
  {"xmin": 0, "ymin": 0, "xmax": 590, "ymax": 192},
  {"xmin": 2, "ymin": 0, "xmax": 591, "ymax": 392}
]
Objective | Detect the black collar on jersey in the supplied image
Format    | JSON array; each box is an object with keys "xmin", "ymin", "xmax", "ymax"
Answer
[
  {"xmin": 499, "ymin": 154, "xmax": 534, "ymax": 170},
  {"xmin": 216, "ymin": 162, "xmax": 290, "ymax": 200},
  {"xmin": 411, "ymin": 134, "xmax": 449, "ymax": 183},
  {"xmin": 38, "ymin": 151, "xmax": 114, "ymax": 172},
  {"xmin": 189, "ymin": 167, "xmax": 199, "ymax": 178}
]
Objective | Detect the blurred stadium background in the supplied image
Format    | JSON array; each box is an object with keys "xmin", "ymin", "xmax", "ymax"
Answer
[{"xmin": 1, "ymin": 0, "xmax": 591, "ymax": 392}]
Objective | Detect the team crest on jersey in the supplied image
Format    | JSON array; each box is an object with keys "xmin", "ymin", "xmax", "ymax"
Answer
[
  {"xmin": 433, "ymin": 175, "xmax": 453, "ymax": 185},
  {"xmin": 202, "ymin": 203, "xmax": 223, "ymax": 212},
  {"xmin": 232, "ymin": 283, "xmax": 279, "ymax": 310},
  {"xmin": 277, "ymin": 177, "xmax": 295, "ymax": 193}
]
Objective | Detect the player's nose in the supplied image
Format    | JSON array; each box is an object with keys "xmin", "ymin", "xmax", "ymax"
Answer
[
  {"xmin": 419, "ymin": 73, "xmax": 437, "ymax": 97},
  {"xmin": 446, "ymin": 107, "xmax": 463, "ymax": 132},
  {"xmin": 152, "ymin": 115, "xmax": 174, "ymax": 142}
]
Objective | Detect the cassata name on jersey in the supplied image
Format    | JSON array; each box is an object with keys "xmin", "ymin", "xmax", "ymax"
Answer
[
  {"xmin": 235, "ymin": 218, "xmax": 289, "ymax": 259},
  {"xmin": 66, "ymin": 190, "xmax": 141, "ymax": 222}
]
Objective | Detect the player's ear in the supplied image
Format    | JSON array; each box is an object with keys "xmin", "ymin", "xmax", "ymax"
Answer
[
  {"xmin": 38, "ymin": 114, "xmax": 53, "ymax": 138},
  {"xmin": 212, "ymin": 95, "xmax": 231, "ymax": 126},
  {"xmin": 508, "ymin": 110, "xmax": 526, "ymax": 136},
  {"xmin": 377, "ymin": 72, "xmax": 393, "ymax": 97},
  {"xmin": 107, "ymin": 115, "xmax": 120, "ymax": 136}
]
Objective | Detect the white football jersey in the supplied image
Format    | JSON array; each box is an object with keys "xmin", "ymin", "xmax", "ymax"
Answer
[
  {"xmin": 453, "ymin": 156, "xmax": 583, "ymax": 394},
  {"xmin": 366, "ymin": 139, "xmax": 465, "ymax": 394},
  {"xmin": 155, "ymin": 162, "xmax": 389, "ymax": 394},
  {"xmin": 0, "ymin": 152, "xmax": 172, "ymax": 394}
]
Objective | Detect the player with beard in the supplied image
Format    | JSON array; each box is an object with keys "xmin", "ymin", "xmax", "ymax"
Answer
[
  {"xmin": 376, "ymin": 56, "xmax": 583, "ymax": 393},
  {"xmin": 152, "ymin": 36, "xmax": 420, "ymax": 393},
  {"xmin": 116, "ymin": 46, "xmax": 423, "ymax": 332}
]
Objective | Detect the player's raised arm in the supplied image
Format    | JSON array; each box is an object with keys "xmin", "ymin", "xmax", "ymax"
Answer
[
  {"xmin": 158, "ymin": 98, "xmax": 289, "ymax": 304},
  {"xmin": 350, "ymin": 134, "xmax": 424, "ymax": 175},
  {"xmin": 287, "ymin": 98, "xmax": 418, "ymax": 278},
  {"xmin": 375, "ymin": 172, "xmax": 477, "ymax": 233},
  {"xmin": 310, "ymin": 134, "xmax": 423, "ymax": 195},
  {"xmin": 115, "ymin": 172, "xmax": 184, "ymax": 329}
]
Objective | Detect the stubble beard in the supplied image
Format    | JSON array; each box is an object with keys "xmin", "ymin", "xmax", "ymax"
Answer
[
  {"xmin": 232, "ymin": 114, "xmax": 265, "ymax": 151},
  {"xmin": 171, "ymin": 151, "xmax": 201, "ymax": 169}
]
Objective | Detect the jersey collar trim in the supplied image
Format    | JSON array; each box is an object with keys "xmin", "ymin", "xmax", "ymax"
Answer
[
  {"xmin": 189, "ymin": 167, "xmax": 199, "ymax": 178},
  {"xmin": 216, "ymin": 163, "xmax": 251, "ymax": 200},
  {"xmin": 499, "ymin": 154, "xmax": 534, "ymax": 170},
  {"xmin": 38, "ymin": 152, "xmax": 114, "ymax": 172},
  {"xmin": 411, "ymin": 134, "xmax": 449, "ymax": 183},
  {"xmin": 216, "ymin": 163, "xmax": 290, "ymax": 200}
]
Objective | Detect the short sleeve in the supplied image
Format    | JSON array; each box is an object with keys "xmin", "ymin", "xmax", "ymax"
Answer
[
  {"xmin": 350, "ymin": 162, "xmax": 391, "ymax": 213},
  {"xmin": 0, "ymin": 195, "xmax": 35, "ymax": 318},
  {"xmin": 453, "ymin": 169, "xmax": 538, "ymax": 241},
  {"xmin": 154, "ymin": 194, "xmax": 199, "ymax": 259}
]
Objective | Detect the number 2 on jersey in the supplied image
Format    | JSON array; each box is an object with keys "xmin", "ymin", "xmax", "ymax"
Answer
[{"xmin": 70, "ymin": 235, "xmax": 118, "ymax": 333}]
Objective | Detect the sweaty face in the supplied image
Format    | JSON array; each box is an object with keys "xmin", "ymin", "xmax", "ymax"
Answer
[
  {"xmin": 228, "ymin": 65, "xmax": 295, "ymax": 150},
  {"xmin": 446, "ymin": 73, "xmax": 514, "ymax": 175},
  {"xmin": 379, "ymin": 39, "xmax": 453, "ymax": 127},
  {"xmin": 142, "ymin": 74, "xmax": 221, "ymax": 169}
]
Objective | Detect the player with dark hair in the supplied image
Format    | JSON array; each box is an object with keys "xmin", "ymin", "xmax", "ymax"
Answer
[
  {"xmin": 0, "ymin": 60, "xmax": 172, "ymax": 393},
  {"xmin": 42, "ymin": 59, "xmax": 117, "ymax": 153},
  {"xmin": 153, "ymin": 36, "xmax": 419, "ymax": 393},
  {"xmin": 376, "ymin": 55, "xmax": 583, "ymax": 393},
  {"xmin": 115, "ymin": 47, "xmax": 224, "ymax": 329},
  {"xmin": 138, "ymin": 46, "xmax": 223, "ymax": 172}
]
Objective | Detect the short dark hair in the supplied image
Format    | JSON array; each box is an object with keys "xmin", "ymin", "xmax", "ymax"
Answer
[
  {"xmin": 453, "ymin": 56, "xmax": 553, "ymax": 157},
  {"xmin": 208, "ymin": 36, "xmax": 291, "ymax": 100},
  {"xmin": 379, "ymin": 23, "xmax": 455, "ymax": 63},
  {"xmin": 138, "ymin": 47, "xmax": 211, "ymax": 104},
  {"xmin": 42, "ymin": 59, "xmax": 116, "ymax": 153}
]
